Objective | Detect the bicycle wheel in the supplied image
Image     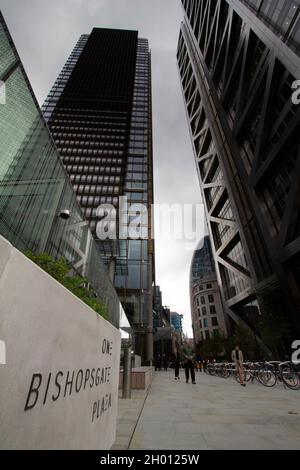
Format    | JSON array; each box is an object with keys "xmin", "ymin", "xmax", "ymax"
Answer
[
  {"xmin": 235, "ymin": 370, "xmax": 245, "ymax": 383},
  {"xmin": 281, "ymin": 364, "xmax": 300, "ymax": 390},
  {"xmin": 244, "ymin": 370, "xmax": 251, "ymax": 382},
  {"xmin": 258, "ymin": 369, "xmax": 277, "ymax": 387}
]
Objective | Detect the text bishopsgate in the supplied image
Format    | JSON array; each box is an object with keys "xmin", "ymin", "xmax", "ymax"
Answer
[{"xmin": 24, "ymin": 366, "xmax": 112, "ymax": 411}]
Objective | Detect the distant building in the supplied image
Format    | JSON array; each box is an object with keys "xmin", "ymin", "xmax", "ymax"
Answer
[
  {"xmin": 191, "ymin": 277, "xmax": 227, "ymax": 345},
  {"xmin": 153, "ymin": 285, "xmax": 163, "ymax": 329},
  {"xmin": 190, "ymin": 235, "xmax": 216, "ymax": 288},
  {"xmin": 153, "ymin": 293, "xmax": 178, "ymax": 361},
  {"xmin": 171, "ymin": 311, "xmax": 183, "ymax": 348},
  {"xmin": 171, "ymin": 312, "xmax": 183, "ymax": 332},
  {"xmin": 162, "ymin": 307, "xmax": 171, "ymax": 327},
  {"xmin": 190, "ymin": 237, "xmax": 227, "ymax": 345}
]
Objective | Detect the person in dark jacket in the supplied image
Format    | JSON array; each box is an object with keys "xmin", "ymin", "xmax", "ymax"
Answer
[
  {"xmin": 174, "ymin": 347, "xmax": 181, "ymax": 380},
  {"xmin": 182, "ymin": 342, "xmax": 196, "ymax": 384},
  {"xmin": 155, "ymin": 354, "xmax": 162, "ymax": 371}
]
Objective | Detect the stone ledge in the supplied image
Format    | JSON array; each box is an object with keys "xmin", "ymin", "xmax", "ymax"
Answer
[{"xmin": 119, "ymin": 367, "xmax": 153, "ymax": 390}]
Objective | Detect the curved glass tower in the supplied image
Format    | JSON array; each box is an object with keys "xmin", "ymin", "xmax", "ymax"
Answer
[{"xmin": 190, "ymin": 235, "xmax": 216, "ymax": 288}]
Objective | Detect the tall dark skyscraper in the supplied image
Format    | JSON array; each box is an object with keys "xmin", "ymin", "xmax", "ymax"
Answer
[
  {"xmin": 43, "ymin": 28, "xmax": 155, "ymax": 361},
  {"xmin": 177, "ymin": 0, "xmax": 300, "ymax": 354}
]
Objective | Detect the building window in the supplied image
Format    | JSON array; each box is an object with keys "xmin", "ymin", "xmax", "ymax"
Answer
[
  {"xmin": 203, "ymin": 318, "xmax": 209, "ymax": 328},
  {"xmin": 199, "ymin": 319, "xmax": 202, "ymax": 329},
  {"xmin": 205, "ymin": 330, "xmax": 210, "ymax": 340},
  {"xmin": 211, "ymin": 317, "xmax": 218, "ymax": 327},
  {"xmin": 210, "ymin": 305, "xmax": 216, "ymax": 314},
  {"xmin": 202, "ymin": 306, "xmax": 207, "ymax": 316},
  {"xmin": 206, "ymin": 283, "xmax": 212, "ymax": 289},
  {"xmin": 208, "ymin": 294, "xmax": 214, "ymax": 303},
  {"xmin": 200, "ymin": 296, "xmax": 205, "ymax": 304}
]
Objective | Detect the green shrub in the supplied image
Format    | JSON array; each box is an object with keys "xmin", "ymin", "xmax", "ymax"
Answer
[{"xmin": 26, "ymin": 252, "xmax": 109, "ymax": 320}]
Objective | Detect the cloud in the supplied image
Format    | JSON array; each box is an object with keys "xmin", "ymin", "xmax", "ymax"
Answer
[{"xmin": 1, "ymin": 0, "xmax": 205, "ymax": 336}]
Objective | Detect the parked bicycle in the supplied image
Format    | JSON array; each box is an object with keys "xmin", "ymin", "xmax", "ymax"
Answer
[
  {"xmin": 204, "ymin": 360, "xmax": 300, "ymax": 390},
  {"xmin": 267, "ymin": 361, "xmax": 300, "ymax": 390}
]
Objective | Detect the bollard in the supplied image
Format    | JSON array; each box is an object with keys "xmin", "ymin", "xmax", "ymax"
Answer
[{"xmin": 122, "ymin": 346, "xmax": 132, "ymax": 399}]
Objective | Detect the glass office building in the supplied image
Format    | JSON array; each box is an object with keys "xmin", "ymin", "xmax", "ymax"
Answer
[
  {"xmin": 0, "ymin": 12, "xmax": 122, "ymax": 326},
  {"xmin": 190, "ymin": 236, "xmax": 227, "ymax": 344},
  {"xmin": 43, "ymin": 29, "xmax": 155, "ymax": 361},
  {"xmin": 177, "ymin": 0, "xmax": 300, "ymax": 354},
  {"xmin": 239, "ymin": 0, "xmax": 300, "ymax": 55},
  {"xmin": 170, "ymin": 312, "xmax": 183, "ymax": 333},
  {"xmin": 190, "ymin": 236, "xmax": 216, "ymax": 288}
]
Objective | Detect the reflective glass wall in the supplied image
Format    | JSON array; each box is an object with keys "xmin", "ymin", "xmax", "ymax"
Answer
[
  {"xmin": 240, "ymin": 0, "xmax": 300, "ymax": 55},
  {"xmin": 115, "ymin": 39, "xmax": 154, "ymax": 331},
  {"xmin": 0, "ymin": 12, "xmax": 121, "ymax": 327},
  {"xmin": 42, "ymin": 30, "xmax": 155, "ymax": 360}
]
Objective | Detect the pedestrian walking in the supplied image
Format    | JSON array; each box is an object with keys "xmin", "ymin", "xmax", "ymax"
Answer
[
  {"xmin": 155, "ymin": 354, "xmax": 162, "ymax": 371},
  {"xmin": 182, "ymin": 341, "xmax": 196, "ymax": 384},
  {"xmin": 231, "ymin": 345, "xmax": 246, "ymax": 387},
  {"xmin": 174, "ymin": 348, "xmax": 181, "ymax": 380}
]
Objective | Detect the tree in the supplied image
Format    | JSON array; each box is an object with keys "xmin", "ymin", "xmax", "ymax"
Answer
[
  {"xmin": 231, "ymin": 323, "xmax": 257, "ymax": 360},
  {"xmin": 199, "ymin": 333, "xmax": 226, "ymax": 358}
]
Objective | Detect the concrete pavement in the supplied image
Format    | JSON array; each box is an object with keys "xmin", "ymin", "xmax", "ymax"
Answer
[{"xmin": 113, "ymin": 369, "xmax": 300, "ymax": 450}]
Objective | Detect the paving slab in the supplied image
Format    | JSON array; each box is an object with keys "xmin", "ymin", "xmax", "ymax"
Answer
[{"xmin": 113, "ymin": 370, "xmax": 300, "ymax": 450}]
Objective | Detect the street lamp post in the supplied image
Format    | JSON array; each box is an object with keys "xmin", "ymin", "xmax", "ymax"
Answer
[{"xmin": 122, "ymin": 346, "xmax": 132, "ymax": 399}]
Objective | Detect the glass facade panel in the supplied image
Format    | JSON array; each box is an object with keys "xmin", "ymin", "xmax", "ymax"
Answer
[
  {"xmin": 0, "ymin": 14, "xmax": 122, "ymax": 327},
  {"xmin": 179, "ymin": 0, "xmax": 300, "ymax": 345},
  {"xmin": 41, "ymin": 30, "xmax": 155, "ymax": 355},
  {"xmin": 190, "ymin": 236, "xmax": 216, "ymax": 287},
  {"xmin": 0, "ymin": 21, "xmax": 16, "ymax": 76},
  {"xmin": 241, "ymin": 0, "xmax": 300, "ymax": 55}
]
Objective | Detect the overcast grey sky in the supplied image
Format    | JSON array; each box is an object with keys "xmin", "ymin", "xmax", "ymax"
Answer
[{"xmin": 0, "ymin": 0, "xmax": 205, "ymax": 336}]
